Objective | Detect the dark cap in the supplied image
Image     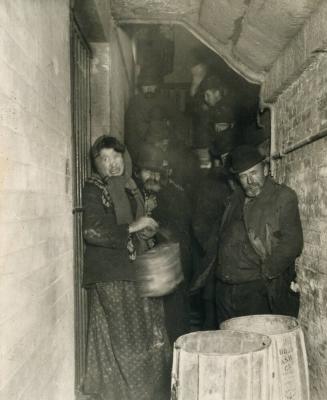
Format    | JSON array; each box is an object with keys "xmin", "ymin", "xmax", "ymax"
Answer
[
  {"xmin": 230, "ymin": 145, "xmax": 265, "ymax": 173},
  {"xmin": 136, "ymin": 144, "xmax": 165, "ymax": 171},
  {"xmin": 146, "ymin": 120, "xmax": 171, "ymax": 144}
]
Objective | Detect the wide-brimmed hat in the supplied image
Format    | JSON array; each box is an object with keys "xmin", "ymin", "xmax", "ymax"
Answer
[
  {"xmin": 230, "ymin": 145, "xmax": 265, "ymax": 173},
  {"xmin": 146, "ymin": 120, "xmax": 171, "ymax": 144},
  {"xmin": 136, "ymin": 144, "xmax": 165, "ymax": 171}
]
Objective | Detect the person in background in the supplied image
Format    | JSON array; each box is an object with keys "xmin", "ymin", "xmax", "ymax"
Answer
[
  {"xmin": 140, "ymin": 123, "xmax": 194, "ymax": 288},
  {"xmin": 202, "ymin": 75, "xmax": 235, "ymax": 147},
  {"xmin": 125, "ymin": 65, "xmax": 180, "ymax": 162},
  {"xmin": 82, "ymin": 135, "xmax": 171, "ymax": 400},
  {"xmin": 215, "ymin": 145, "xmax": 303, "ymax": 325},
  {"xmin": 191, "ymin": 134, "xmax": 235, "ymax": 329},
  {"xmin": 185, "ymin": 48, "xmax": 212, "ymax": 149},
  {"xmin": 144, "ymin": 119, "xmax": 201, "ymax": 208},
  {"xmin": 133, "ymin": 143, "xmax": 190, "ymax": 344}
]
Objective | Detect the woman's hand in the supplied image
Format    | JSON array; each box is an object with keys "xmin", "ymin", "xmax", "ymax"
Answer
[
  {"xmin": 128, "ymin": 216, "xmax": 159, "ymax": 234},
  {"xmin": 138, "ymin": 225, "xmax": 158, "ymax": 239}
]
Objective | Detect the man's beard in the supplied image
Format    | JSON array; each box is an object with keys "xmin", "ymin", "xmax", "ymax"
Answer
[
  {"xmin": 144, "ymin": 179, "xmax": 161, "ymax": 192},
  {"xmin": 245, "ymin": 184, "xmax": 262, "ymax": 198}
]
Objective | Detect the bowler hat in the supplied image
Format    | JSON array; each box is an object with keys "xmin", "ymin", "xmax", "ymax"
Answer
[
  {"xmin": 146, "ymin": 120, "xmax": 171, "ymax": 144},
  {"xmin": 230, "ymin": 145, "xmax": 265, "ymax": 173},
  {"xmin": 136, "ymin": 144, "xmax": 165, "ymax": 171}
]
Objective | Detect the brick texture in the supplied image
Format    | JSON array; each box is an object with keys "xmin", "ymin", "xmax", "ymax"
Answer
[
  {"xmin": 268, "ymin": 53, "xmax": 327, "ymax": 400},
  {"xmin": 0, "ymin": 1, "xmax": 74, "ymax": 400}
]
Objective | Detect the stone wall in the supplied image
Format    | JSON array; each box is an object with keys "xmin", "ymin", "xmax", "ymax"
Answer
[
  {"xmin": 268, "ymin": 53, "xmax": 327, "ymax": 400},
  {"xmin": 0, "ymin": 1, "xmax": 75, "ymax": 399}
]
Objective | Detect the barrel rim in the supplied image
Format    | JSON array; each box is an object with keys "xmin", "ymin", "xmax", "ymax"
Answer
[
  {"xmin": 174, "ymin": 329, "xmax": 271, "ymax": 356},
  {"xmin": 220, "ymin": 314, "xmax": 300, "ymax": 335}
]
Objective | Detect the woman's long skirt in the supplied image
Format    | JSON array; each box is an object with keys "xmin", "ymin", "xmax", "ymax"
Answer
[{"xmin": 82, "ymin": 281, "xmax": 172, "ymax": 400}]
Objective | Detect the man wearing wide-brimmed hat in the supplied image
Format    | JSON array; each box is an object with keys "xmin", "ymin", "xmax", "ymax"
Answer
[
  {"xmin": 133, "ymin": 142, "xmax": 191, "ymax": 345},
  {"xmin": 214, "ymin": 145, "xmax": 303, "ymax": 324}
]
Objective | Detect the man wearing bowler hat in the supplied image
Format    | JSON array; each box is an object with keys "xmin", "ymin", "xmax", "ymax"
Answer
[{"xmin": 215, "ymin": 145, "xmax": 303, "ymax": 324}]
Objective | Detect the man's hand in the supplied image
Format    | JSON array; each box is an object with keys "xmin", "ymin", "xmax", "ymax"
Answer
[{"xmin": 248, "ymin": 228, "xmax": 267, "ymax": 261}]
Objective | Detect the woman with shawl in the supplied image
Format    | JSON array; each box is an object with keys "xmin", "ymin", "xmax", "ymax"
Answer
[{"xmin": 82, "ymin": 136, "xmax": 171, "ymax": 400}]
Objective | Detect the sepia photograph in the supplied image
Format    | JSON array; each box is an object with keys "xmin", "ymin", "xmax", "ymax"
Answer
[{"xmin": 0, "ymin": 0, "xmax": 326, "ymax": 399}]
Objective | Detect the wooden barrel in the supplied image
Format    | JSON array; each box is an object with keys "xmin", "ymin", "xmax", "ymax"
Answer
[
  {"xmin": 171, "ymin": 330, "xmax": 271, "ymax": 400},
  {"xmin": 136, "ymin": 242, "xmax": 184, "ymax": 297},
  {"xmin": 221, "ymin": 315, "xmax": 310, "ymax": 400}
]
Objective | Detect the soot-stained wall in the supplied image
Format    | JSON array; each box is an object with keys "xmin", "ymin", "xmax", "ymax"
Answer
[{"xmin": 267, "ymin": 53, "xmax": 327, "ymax": 400}]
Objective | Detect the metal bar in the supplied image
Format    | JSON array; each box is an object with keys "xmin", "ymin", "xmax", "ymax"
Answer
[
  {"xmin": 72, "ymin": 207, "xmax": 84, "ymax": 214},
  {"xmin": 75, "ymin": 32, "xmax": 84, "ymax": 389},
  {"xmin": 86, "ymin": 54, "xmax": 92, "ymax": 176},
  {"xmin": 70, "ymin": 14, "xmax": 91, "ymax": 392},
  {"xmin": 81, "ymin": 45, "xmax": 86, "ymax": 184},
  {"xmin": 271, "ymin": 128, "xmax": 327, "ymax": 160}
]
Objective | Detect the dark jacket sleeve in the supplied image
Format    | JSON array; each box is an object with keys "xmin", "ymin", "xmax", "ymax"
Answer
[
  {"xmin": 262, "ymin": 189, "xmax": 303, "ymax": 279},
  {"xmin": 82, "ymin": 183, "xmax": 129, "ymax": 249},
  {"xmin": 193, "ymin": 179, "xmax": 230, "ymax": 253}
]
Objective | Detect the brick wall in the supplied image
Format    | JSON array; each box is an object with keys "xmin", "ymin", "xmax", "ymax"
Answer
[
  {"xmin": 0, "ymin": 1, "xmax": 75, "ymax": 399},
  {"xmin": 267, "ymin": 54, "xmax": 327, "ymax": 400}
]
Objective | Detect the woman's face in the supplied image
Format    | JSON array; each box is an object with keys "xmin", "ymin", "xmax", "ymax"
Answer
[{"xmin": 95, "ymin": 148, "xmax": 124, "ymax": 178}]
